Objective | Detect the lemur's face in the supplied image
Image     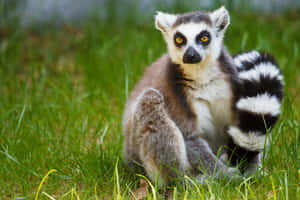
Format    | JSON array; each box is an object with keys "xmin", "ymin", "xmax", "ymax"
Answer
[
  {"xmin": 168, "ymin": 23, "xmax": 215, "ymax": 65},
  {"xmin": 155, "ymin": 6, "xmax": 230, "ymax": 65}
]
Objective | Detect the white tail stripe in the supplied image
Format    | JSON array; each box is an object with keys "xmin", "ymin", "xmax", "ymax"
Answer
[
  {"xmin": 236, "ymin": 93, "xmax": 280, "ymax": 116},
  {"xmin": 234, "ymin": 51, "xmax": 260, "ymax": 68},
  {"xmin": 238, "ymin": 62, "xmax": 282, "ymax": 82},
  {"xmin": 228, "ymin": 126, "xmax": 267, "ymax": 151}
]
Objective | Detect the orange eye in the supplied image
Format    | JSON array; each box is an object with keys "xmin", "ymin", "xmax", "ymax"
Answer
[
  {"xmin": 201, "ymin": 36, "xmax": 209, "ymax": 42},
  {"xmin": 175, "ymin": 37, "xmax": 184, "ymax": 44}
]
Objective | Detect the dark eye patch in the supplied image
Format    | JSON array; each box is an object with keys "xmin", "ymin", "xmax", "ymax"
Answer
[
  {"xmin": 196, "ymin": 30, "xmax": 211, "ymax": 46},
  {"xmin": 174, "ymin": 32, "xmax": 187, "ymax": 47}
]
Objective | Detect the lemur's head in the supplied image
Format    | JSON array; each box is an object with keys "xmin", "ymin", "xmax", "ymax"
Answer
[{"xmin": 155, "ymin": 6, "xmax": 230, "ymax": 65}]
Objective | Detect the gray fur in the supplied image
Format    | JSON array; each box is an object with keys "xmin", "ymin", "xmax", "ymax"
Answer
[
  {"xmin": 128, "ymin": 88, "xmax": 191, "ymax": 185},
  {"xmin": 185, "ymin": 137, "xmax": 240, "ymax": 179},
  {"xmin": 173, "ymin": 12, "xmax": 212, "ymax": 27}
]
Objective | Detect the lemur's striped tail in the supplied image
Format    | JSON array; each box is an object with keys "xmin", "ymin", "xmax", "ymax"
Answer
[{"xmin": 228, "ymin": 51, "xmax": 284, "ymax": 151}]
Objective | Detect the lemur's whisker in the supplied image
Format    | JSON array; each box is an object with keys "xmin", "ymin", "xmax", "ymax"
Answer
[
  {"xmin": 175, "ymin": 77, "xmax": 194, "ymax": 82},
  {"xmin": 175, "ymin": 82, "xmax": 196, "ymax": 90}
]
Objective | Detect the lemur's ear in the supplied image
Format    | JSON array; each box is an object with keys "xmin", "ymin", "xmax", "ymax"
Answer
[
  {"xmin": 210, "ymin": 6, "xmax": 230, "ymax": 33},
  {"xmin": 155, "ymin": 11, "xmax": 177, "ymax": 32}
]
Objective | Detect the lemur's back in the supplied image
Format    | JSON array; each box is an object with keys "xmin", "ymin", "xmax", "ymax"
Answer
[
  {"xmin": 123, "ymin": 54, "xmax": 167, "ymax": 132},
  {"xmin": 122, "ymin": 54, "xmax": 168, "ymax": 165},
  {"xmin": 124, "ymin": 54, "xmax": 168, "ymax": 110}
]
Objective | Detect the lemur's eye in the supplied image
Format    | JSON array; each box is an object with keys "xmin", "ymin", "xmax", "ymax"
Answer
[
  {"xmin": 174, "ymin": 32, "xmax": 186, "ymax": 47},
  {"xmin": 200, "ymin": 36, "xmax": 209, "ymax": 42},
  {"xmin": 196, "ymin": 31, "xmax": 211, "ymax": 46},
  {"xmin": 175, "ymin": 37, "xmax": 184, "ymax": 44}
]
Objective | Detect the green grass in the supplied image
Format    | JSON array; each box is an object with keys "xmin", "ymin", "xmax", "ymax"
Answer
[{"xmin": 0, "ymin": 12, "xmax": 299, "ymax": 200}]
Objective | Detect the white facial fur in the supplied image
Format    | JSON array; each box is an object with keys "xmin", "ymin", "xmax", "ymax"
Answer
[{"xmin": 155, "ymin": 6, "xmax": 230, "ymax": 65}]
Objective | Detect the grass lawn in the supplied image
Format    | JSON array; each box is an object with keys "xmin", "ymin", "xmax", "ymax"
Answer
[{"xmin": 0, "ymin": 12, "xmax": 299, "ymax": 199}]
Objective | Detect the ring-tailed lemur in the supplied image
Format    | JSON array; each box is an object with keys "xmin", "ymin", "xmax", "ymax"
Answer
[{"xmin": 122, "ymin": 6, "xmax": 283, "ymax": 186}]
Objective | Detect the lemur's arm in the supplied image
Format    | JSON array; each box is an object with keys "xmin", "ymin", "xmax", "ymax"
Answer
[{"xmin": 185, "ymin": 137, "xmax": 241, "ymax": 181}]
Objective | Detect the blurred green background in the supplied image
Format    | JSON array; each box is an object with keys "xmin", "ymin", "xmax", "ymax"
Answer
[{"xmin": 0, "ymin": 0, "xmax": 299, "ymax": 199}]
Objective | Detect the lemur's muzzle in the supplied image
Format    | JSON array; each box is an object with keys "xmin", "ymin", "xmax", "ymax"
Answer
[{"xmin": 183, "ymin": 47, "xmax": 202, "ymax": 64}]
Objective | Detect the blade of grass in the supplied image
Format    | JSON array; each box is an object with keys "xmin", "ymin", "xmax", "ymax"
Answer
[
  {"xmin": 136, "ymin": 174, "xmax": 157, "ymax": 200},
  {"xmin": 270, "ymin": 176, "xmax": 277, "ymax": 200},
  {"xmin": 35, "ymin": 169, "xmax": 57, "ymax": 200}
]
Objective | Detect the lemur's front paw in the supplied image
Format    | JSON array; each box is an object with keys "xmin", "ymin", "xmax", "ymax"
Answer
[
  {"xmin": 216, "ymin": 166, "xmax": 242, "ymax": 182},
  {"xmin": 195, "ymin": 174, "xmax": 208, "ymax": 185},
  {"xmin": 195, "ymin": 167, "xmax": 242, "ymax": 185},
  {"xmin": 194, "ymin": 167, "xmax": 242, "ymax": 185},
  {"xmin": 224, "ymin": 167, "xmax": 243, "ymax": 180},
  {"xmin": 227, "ymin": 167, "xmax": 241, "ymax": 176},
  {"xmin": 220, "ymin": 152, "xmax": 229, "ymax": 164}
]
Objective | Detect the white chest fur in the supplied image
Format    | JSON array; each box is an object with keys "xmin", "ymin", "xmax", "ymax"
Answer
[{"xmin": 184, "ymin": 63, "xmax": 233, "ymax": 152}]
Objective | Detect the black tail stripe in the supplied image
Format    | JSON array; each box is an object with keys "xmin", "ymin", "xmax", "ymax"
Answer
[
  {"xmin": 227, "ymin": 137, "xmax": 260, "ymax": 172},
  {"xmin": 239, "ymin": 76, "xmax": 283, "ymax": 100},
  {"xmin": 238, "ymin": 110, "xmax": 279, "ymax": 133}
]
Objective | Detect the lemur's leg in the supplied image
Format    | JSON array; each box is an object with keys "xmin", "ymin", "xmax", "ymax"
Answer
[
  {"xmin": 132, "ymin": 88, "xmax": 191, "ymax": 186},
  {"xmin": 185, "ymin": 137, "xmax": 241, "ymax": 182},
  {"xmin": 228, "ymin": 51, "xmax": 284, "ymax": 174}
]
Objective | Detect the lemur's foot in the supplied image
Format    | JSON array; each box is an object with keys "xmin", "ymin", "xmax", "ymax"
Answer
[
  {"xmin": 195, "ymin": 174, "xmax": 208, "ymax": 185},
  {"xmin": 223, "ymin": 167, "xmax": 242, "ymax": 180},
  {"xmin": 195, "ymin": 167, "xmax": 242, "ymax": 185},
  {"xmin": 219, "ymin": 152, "xmax": 229, "ymax": 164}
]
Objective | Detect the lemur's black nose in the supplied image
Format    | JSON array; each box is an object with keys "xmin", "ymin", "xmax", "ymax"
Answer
[{"xmin": 183, "ymin": 47, "xmax": 202, "ymax": 64}]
